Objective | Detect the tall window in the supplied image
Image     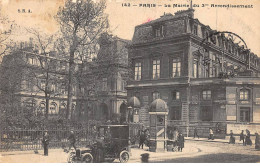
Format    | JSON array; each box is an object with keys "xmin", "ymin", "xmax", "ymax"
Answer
[
  {"xmin": 27, "ymin": 57, "xmax": 34, "ymax": 65},
  {"xmin": 51, "ymin": 82, "xmax": 56, "ymax": 92},
  {"xmin": 154, "ymin": 25, "xmax": 164, "ymax": 37},
  {"xmin": 40, "ymin": 80, "xmax": 46, "ymax": 90},
  {"xmin": 240, "ymin": 107, "xmax": 250, "ymax": 122},
  {"xmin": 153, "ymin": 59, "xmax": 160, "ymax": 79},
  {"xmin": 172, "ymin": 91, "xmax": 180, "ymax": 100},
  {"xmin": 152, "ymin": 92, "xmax": 160, "ymax": 101},
  {"xmin": 240, "ymin": 89, "xmax": 249, "ymax": 101},
  {"xmin": 49, "ymin": 102, "xmax": 58, "ymax": 114},
  {"xmin": 169, "ymin": 106, "xmax": 181, "ymax": 120},
  {"xmin": 172, "ymin": 58, "xmax": 181, "ymax": 77},
  {"xmin": 201, "ymin": 106, "xmax": 213, "ymax": 121},
  {"xmin": 193, "ymin": 59, "xmax": 199, "ymax": 78},
  {"xmin": 202, "ymin": 90, "xmax": 211, "ymax": 100},
  {"xmin": 39, "ymin": 102, "xmax": 45, "ymax": 115},
  {"xmin": 134, "ymin": 62, "xmax": 141, "ymax": 80},
  {"xmin": 61, "ymin": 83, "xmax": 66, "ymax": 95},
  {"xmin": 204, "ymin": 64, "xmax": 210, "ymax": 78},
  {"xmin": 102, "ymin": 78, "xmax": 107, "ymax": 91}
]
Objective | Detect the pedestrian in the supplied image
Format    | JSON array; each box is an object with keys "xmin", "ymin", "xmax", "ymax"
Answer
[
  {"xmin": 173, "ymin": 128, "xmax": 179, "ymax": 147},
  {"xmin": 67, "ymin": 131, "xmax": 77, "ymax": 152},
  {"xmin": 177, "ymin": 132, "xmax": 185, "ymax": 152},
  {"xmin": 208, "ymin": 128, "xmax": 214, "ymax": 140},
  {"xmin": 139, "ymin": 130, "xmax": 145, "ymax": 149},
  {"xmin": 193, "ymin": 127, "xmax": 199, "ymax": 139},
  {"xmin": 144, "ymin": 129, "xmax": 150, "ymax": 147},
  {"xmin": 255, "ymin": 132, "xmax": 260, "ymax": 150},
  {"xmin": 42, "ymin": 131, "xmax": 49, "ymax": 156},
  {"xmin": 245, "ymin": 129, "xmax": 252, "ymax": 146},
  {"xmin": 229, "ymin": 130, "xmax": 235, "ymax": 144},
  {"xmin": 240, "ymin": 130, "xmax": 245, "ymax": 145}
]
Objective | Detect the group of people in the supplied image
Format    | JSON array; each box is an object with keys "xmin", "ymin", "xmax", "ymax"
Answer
[
  {"xmin": 193, "ymin": 127, "xmax": 214, "ymax": 140},
  {"xmin": 42, "ymin": 130, "xmax": 77, "ymax": 156},
  {"xmin": 168, "ymin": 128, "xmax": 185, "ymax": 152},
  {"xmin": 194, "ymin": 127, "xmax": 259, "ymax": 150},
  {"xmin": 229, "ymin": 129, "xmax": 257, "ymax": 147}
]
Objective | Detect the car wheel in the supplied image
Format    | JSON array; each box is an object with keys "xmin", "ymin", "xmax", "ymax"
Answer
[
  {"xmin": 67, "ymin": 152, "xmax": 76, "ymax": 163},
  {"xmin": 119, "ymin": 151, "xmax": 130, "ymax": 163},
  {"xmin": 82, "ymin": 153, "xmax": 93, "ymax": 163}
]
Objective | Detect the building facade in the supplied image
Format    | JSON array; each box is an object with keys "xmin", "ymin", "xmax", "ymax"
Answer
[
  {"xmin": 0, "ymin": 34, "xmax": 130, "ymax": 124},
  {"xmin": 79, "ymin": 33, "xmax": 130, "ymax": 123},
  {"xmin": 127, "ymin": 9, "xmax": 260, "ymax": 137},
  {"xmin": 0, "ymin": 42, "xmax": 78, "ymax": 122}
]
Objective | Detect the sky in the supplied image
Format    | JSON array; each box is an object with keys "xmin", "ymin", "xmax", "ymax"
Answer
[{"xmin": 0, "ymin": 0, "xmax": 260, "ymax": 56}]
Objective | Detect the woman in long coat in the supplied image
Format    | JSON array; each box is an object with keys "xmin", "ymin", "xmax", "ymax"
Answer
[
  {"xmin": 177, "ymin": 132, "xmax": 184, "ymax": 152},
  {"xmin": 245, "ymin": 129, "xmax": 252, "ymax": 146},
  {"xmin": 240, "ymin": 130, "xmax": 245, "ymax": 145},
  {"xmin": 229, "ymin": 130, "xmax": 235, "ymax": 144}
]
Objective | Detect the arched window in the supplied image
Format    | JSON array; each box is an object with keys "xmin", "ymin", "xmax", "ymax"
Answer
[
  {"xmin": 60, "ymin": 103, "xmax": 66, "ymax": 115},
  {"xmin": 152, "ymin": 92, "xmax": 160, "ymax": 101},
  {"xmin": 50, "ymin": 102, "xmax": 58, "ymax": 114},
  {"xmin": 39, "ymin": 102, "xmax": 46, "ymax": 115}
]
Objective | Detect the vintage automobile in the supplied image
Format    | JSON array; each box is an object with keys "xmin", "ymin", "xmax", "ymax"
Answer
[{"xmin": 67, "ymin": 124, "xmax": 131, "ymax": 163}]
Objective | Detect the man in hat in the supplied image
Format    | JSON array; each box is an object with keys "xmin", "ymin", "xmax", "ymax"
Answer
[
  {"xmin": 68, "ymin": 131, "xmax": 77, "ymax": 152},
  {"xmin": 42, "ymin": 131, "xmax": 49, "ymax": 156}
]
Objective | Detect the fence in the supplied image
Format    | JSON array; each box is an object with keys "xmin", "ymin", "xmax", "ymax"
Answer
[
  {"xmin": 0, "ymin": 121, "xmax": 142, "ymax": 152},
  {"xmin": 0, "ymin": 121, "xmax": 101, "ymax": 152}
]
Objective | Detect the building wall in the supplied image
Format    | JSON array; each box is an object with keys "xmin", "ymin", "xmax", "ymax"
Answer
[{"xmin": 127, "ymin": 9, "xmax": 260, "ymax": 138}]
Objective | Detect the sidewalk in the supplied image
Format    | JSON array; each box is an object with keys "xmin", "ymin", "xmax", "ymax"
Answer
[
  {"xmin": 185, "ymin": 136, "xmax": 255, "ymax": 145},
  {"xmin": 185, "ymin": 137, "xmax": 229, "ymax": 143},
  {"xmin": 129, "ymin": 142, "xmax": 200, "ymax": 163}
]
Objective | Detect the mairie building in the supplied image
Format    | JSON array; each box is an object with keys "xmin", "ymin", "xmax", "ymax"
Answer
[{"xmin": 127, "ymin": 9, "xmax": 260, "ymax": 138}]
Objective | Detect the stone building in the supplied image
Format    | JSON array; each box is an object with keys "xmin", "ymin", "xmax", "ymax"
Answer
[
  {"xmin": 127, "ymin": 9, "xmax": 260, "ymax": 137},
  {"xmin": 0, "ymin": 34, "xmax": 130, "ymax": 123},
  {"xmin": 78, "ymin": 33, "xmax": 130, "ymax": 122},
  {"xmin": 0, "ymin": 41, "xmax": 77, "ymax": 121}
]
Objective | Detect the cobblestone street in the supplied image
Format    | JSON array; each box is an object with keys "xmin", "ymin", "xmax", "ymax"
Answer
[{"xmin": 1, "ymin": 139, "xmax": 259, "ymax": 163}]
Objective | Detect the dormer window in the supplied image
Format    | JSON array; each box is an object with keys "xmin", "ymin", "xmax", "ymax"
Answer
[
  {"xmin": 154, "ymin": 25, "xmax": 164, "ymax": 37},
  {"xmin": 205, "ymin": 32, "xmax": 209, "ymax": 42}
]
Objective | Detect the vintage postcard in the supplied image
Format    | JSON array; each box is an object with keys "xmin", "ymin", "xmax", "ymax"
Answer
[{"xmin": 0, "ymin": 0, "xmax": 259, "ymax": 163}]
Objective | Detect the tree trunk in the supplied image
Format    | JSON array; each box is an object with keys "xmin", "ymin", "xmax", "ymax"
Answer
[
  {"xmin": 45, "ymin": 95, "xmax": 49, "ymax": 119},
  {"xmin": 66, "ymin": 49, "xmax": 76, "ymax": 119}
]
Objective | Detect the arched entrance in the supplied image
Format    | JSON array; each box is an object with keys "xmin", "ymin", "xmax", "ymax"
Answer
[{"xmin": 120, "ymin": 102, "xmax": 127, "ymax": 123}]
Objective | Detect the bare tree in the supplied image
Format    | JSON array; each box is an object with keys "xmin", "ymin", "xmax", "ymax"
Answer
[
  {"xmin": 0, "ymin": 7, "xmax": 14, "ymax": 59},
  {"xmin": 23, "ymin": 28, "xmax": 69, "ymax": 119},
  {"xmin": 55, "ymin": 0, "xmax": 109, "ymax": 119}
]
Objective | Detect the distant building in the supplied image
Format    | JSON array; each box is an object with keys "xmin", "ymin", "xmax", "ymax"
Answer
[
  {"xmin": 0, "ymin": 34, "xmax": 130, "ymax": 123},
  {"xmin": 0, "ymin": 40, "xmax": 77, "ymax": 121},
  {"xmin": 127, "ymin": 9, "xmax": 260, "ymax": 137},
  {"xmin": 78, "ymin": 33, "xmax": 130, "ymax": 123}
]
